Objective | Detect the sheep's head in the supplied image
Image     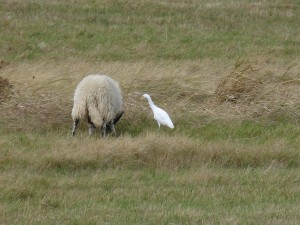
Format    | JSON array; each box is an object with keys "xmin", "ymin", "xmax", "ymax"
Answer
[{"xmin": 113, "ymin": 111, "xmax": 124, "ymax": 125}]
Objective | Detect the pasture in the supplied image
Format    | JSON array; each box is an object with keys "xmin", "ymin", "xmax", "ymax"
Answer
[{"xmin": 0, "ymin": 0, "xmax": 300, "ymax": 224}]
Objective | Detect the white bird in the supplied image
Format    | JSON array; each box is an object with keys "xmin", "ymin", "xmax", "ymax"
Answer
[{"xmin": 142, "ymin": 93, "xmax": 174, "ymax": 129}]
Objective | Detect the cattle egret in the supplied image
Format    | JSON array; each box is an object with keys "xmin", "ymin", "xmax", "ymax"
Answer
[{"xmin": 142, "ymin": 94, "xmax": 174, "ymax": 129}]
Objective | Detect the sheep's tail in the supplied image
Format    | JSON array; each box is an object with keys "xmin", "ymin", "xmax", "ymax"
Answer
[{"xmin": 87, "ymin": 98, "xmax": 103, "ymax": 128}]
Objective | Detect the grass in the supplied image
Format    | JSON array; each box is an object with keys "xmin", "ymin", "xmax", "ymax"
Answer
[
  {"xmin": 1, "ymin": 168, "xmax": 299, "ymax": 224},
  {"xmin": 1, "ymin": 145, "xmax": 300, "ymax": 225},
  {"xmin": 0, "ymin": 130, "xmax": 299, "ymax": 224},
  {"xmin": 0, "ymin": 0, "xmax": 300, "ymax": 224},
  {"xmin": 0, "ymin": 64, "xmax": 300, "ymax": 224},
  {"xmin": 0, "ymin": 62, "xmax": 299, "ymax": 225},
  {"xmin": 1, "ymin": 0, "xmax": 299, "ymax": 61}
]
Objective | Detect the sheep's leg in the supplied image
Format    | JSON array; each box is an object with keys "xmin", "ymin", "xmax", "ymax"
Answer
[
  {"xmin": 87, "ymin": 116, "xmax": 96, "ymax": 135},
  {"xmin": 88, "ymin": 125, "xmax": 95, "ymax": 135},
  {"xmin": 72, "ymin": 119, "xmax": 80, "ymax": 136},
  {"xmin": 101, "ymin": 123, "xmax": 107, "ymax": 137},
  {"xmin": 108, "ymin": 122, "xmax": 116, "ymax": 136}
]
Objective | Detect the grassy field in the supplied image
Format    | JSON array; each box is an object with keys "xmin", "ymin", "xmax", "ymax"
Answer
[
  {"xmin": 1, "ymin": 0, "xmax": 300, "ymax": 224},
  {"xmin": 1, "ymin": 0, "xmax": 299, "ymax": 61}
]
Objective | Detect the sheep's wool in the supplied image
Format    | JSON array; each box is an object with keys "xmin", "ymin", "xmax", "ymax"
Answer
[{"xmin": 72, "ymin": 75, "xmax": 123, "ymax": 128}]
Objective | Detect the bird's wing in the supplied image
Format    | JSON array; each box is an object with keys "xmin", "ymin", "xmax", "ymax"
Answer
[{"xmin": 154, "ymin": 107, "xmax": 174, "ymax": 128}]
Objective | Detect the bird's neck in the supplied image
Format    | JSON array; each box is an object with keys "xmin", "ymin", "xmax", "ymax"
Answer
[{"xmin": 147, "ymin": 98, "xmax": 156, "ymax": 111}]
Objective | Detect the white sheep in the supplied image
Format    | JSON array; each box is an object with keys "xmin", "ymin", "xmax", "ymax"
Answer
[{"xmin": 71, "ymin": 74, "xmax": 124, "ymax": 137}]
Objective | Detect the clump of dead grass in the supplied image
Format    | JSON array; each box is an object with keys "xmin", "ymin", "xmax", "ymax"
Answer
[
  {"xmin": 210, "ymin": 57, "xmax": 300, "ymax": 118},
  {"xmin": 215, "ymin": 58, "xmax": 267, "ymax": 103},
  {"xmin": 0, "ymin": 74, "xmax": 75, "ymax": 131}
]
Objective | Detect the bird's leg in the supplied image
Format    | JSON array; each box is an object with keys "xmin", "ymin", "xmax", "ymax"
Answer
[
  {"xmin": 108, "ymin": 121, "xmax": 116, "ymax": 136},
  {"xmin": 72, "ymin": 119, "xmax": 80, "ymax": 136},
  {"xmin": 101, "ymin": 123, "xmax": 107, "ymax": 137},
  {"xmin": 157, "ymin": 121, "xmax": 161, "ymax": 128},
  {"xmin": 87, "ymin": 116, "xmax": 96, "ymax": 135}
]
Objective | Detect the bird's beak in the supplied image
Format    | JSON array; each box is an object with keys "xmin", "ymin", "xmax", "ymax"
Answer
[{"xmin": 140, "ymin": 96, "xmax": 145, "ymax": 100}]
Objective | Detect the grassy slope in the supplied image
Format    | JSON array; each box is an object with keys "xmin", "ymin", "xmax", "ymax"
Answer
[{"xmin": 0, "ymin": 0, "xmax": 300, "ymax": 224}]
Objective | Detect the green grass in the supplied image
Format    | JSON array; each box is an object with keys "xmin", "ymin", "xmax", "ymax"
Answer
[
  {"xmin": 1, "ymin": 125, "xmax": 300, "ymax": 224},
  {"xmin": 1, "ymin": 166, "xmax": 300, "ymax": 224},
  {"xmin": 1, "ymin": 0, "xmax": 299, "ymax": 61},
  {"xmin": 1, "ymin": 118, "xmax": 299, "ymax": 172},
  {"xmin": 1, "ymin": 0, "xmax": 300, "ymax": 224}
]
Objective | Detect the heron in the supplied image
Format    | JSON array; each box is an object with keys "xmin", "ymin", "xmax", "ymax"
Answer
[{"xmin": 142, "ymin": 93, "xmax": 174, "ymax": 129}]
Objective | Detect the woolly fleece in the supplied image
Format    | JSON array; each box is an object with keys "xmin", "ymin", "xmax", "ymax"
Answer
[{"xmin": 71, "ymin": 74, "xmax": 123, "ymax": 128}]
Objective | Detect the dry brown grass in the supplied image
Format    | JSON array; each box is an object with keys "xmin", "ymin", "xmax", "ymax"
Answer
[
  {"xmin": 211, "ymin": 57, "xmax": 300, "ymax": 118},
  {"xmin": 0, "ymin": 59, "xmax": 221, "ymax": 131},
  {"xmin": 0, "ymin": 65, "xmax": 74, "ymax": 130},
  {"xmin": 4, "ymin": 131, "xmax": 298, "ymax": 171},
  {"xmin": 0, "ymin": 58, "xmax": 299, "ymax": 131},
  {"xmin": 215, "ymin": 57, "xmax": 298, "ymax": 104}
]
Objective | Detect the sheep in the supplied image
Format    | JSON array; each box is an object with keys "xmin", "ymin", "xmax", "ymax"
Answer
[{"xmin": 71, "ymin": 74, "xmax": 124, "ymax": 137}]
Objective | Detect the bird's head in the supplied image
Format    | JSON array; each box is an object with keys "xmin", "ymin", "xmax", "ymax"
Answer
[{"xmin": 141, "ymin": 93, "xmax": 150, "ymax": 100}]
